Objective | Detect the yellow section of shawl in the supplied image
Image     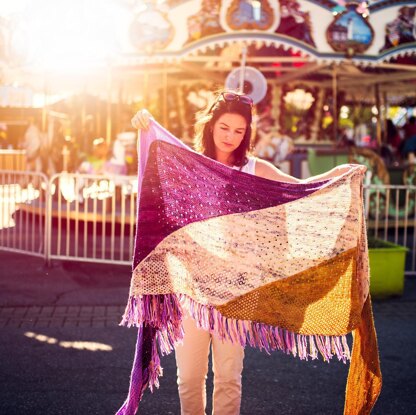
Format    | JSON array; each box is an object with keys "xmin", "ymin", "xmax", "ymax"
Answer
[{"xmin": 216, "ymin": 247, "xmax": 362, "ymax": 335}]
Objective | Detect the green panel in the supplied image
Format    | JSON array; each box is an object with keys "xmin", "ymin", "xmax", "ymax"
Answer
[
  {"xmin": 369, "ymin": 241, "xmax": 408, "ymax": 298},
  {"xmin": 307, "ymin": 148, "xmax": 350, "ymax": 176}
]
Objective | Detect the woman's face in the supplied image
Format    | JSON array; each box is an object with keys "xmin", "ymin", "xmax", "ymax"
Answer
[{"xmin": 212, "ymin": 112, "xmax": 247, "ymax": 159}]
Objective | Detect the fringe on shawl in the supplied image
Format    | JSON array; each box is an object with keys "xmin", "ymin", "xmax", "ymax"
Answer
[
  {"xmin": 120, "ymin": 293, "xmax": 351, "ymax": 380},
  {"xmin": 115, "ymin": 325, "xmax": 162, "ymax": 415},
  {"xmin": 120, "ymin": 293, "xmax": 185, "ymax": 356}
]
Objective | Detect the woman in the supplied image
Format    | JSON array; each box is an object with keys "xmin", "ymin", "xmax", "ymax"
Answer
[{"xmin": 131, "ymin": 90, "xmax": 350, "ymax": 415}]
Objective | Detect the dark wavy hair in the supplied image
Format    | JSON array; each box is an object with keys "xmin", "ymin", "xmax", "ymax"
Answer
[{"xmin": 193, "ymin": 90, "xmax": 254, "ymax": 167}]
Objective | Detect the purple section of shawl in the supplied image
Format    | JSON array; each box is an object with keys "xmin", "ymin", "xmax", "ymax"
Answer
[
  {"xmin": 115, "ymin": 326, "xmax": 158, "ymax": 415},
  {"xmin": 137, "ymin": 120, "xmax": 189, "ymax": 197},
  {"xmin": 133, "ymin": 140, "xmax": 331, "ymax": 268}
]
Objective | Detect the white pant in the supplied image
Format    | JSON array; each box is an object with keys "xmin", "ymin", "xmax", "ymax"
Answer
[{"xmin": 175, "ymin": 311, "xmax": 245, "ymax": 415}]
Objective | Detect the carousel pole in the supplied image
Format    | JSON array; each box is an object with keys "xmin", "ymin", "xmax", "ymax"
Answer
[
  {"xmin": 332, "ymin": 64, "xmax": 338, "ymax": 145},
  {"xmin": 375, "ymin": 84, "xmax": 382, "ymax": 147},
  {"xmin": 42, "ymin": 71, "xmax": 52, "ymax": 173},
  {"xmin": 81, "ymin": 83, "xmax": 87, "ymax": 153},
  {"xmin": 176, "ymin": 85, "xmax": 187, "ymax": 141},
  {"xmin": 310, "ymin": 88, "xmax": 325, "ymax": 142},
  {"xmin": 143, "ymin": 70, "xmax": 149, "ymax": 108},
  {"xmin": 270, "ymin": 80, "xmax": 281, "ymax": 135},
  {"xmin": 117, "ymin": 78, "xmax": 123, "ymax": 135},
  {"xmin": 42, "ymin": 71, "xmax": 48, "ymax": 132},
  {"xmin": 106, "ymin": 64, "xmax": 113, "ymax": 145},
  {"xmin": 96, "ymin": 97, "xmax": 101, "ymax": 139},
  {"xmin": 383, "ymin": 91, "xmax": 388, "ymax": 143},
  {"xmin": 239, "ymin": 45, "xmax": 247, "ymax": 93},
  {"xmin": 162, "ymin": 63, "xmax": 168, "ymax": 126}
]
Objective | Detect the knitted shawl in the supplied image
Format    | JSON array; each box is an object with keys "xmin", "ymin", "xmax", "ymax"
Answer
[{"xmin": 116, "ymin": 120, "xmax": 382, "ymax": 415}]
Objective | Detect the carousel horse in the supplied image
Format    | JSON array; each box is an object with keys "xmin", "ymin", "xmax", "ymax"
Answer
[
  {"xmin": 349, "ymin": 147, "xmax": 416, "ymax": 219},
  {"xmin": 254, "ymin": 130, "xmax": 294, "ymax": 167}
]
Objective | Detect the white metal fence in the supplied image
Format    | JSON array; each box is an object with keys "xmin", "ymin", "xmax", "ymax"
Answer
[
  {"xmin": 0, "ymin": 170, "xmax": 48, "ymax": 258},
  {"xmin": 1, "ymin": 170, "xmax": 415, "ymax": 275},
  {"xmin": 46, "ymin": 173, "xmax": 137, "ymax": 264},
  {"xmin": 364, "ymin": 184, "xmax": 416, "ymax": 275}
]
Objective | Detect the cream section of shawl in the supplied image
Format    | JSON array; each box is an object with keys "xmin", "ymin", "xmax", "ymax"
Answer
[{"xmin": 130, "ymin": 172, "xmax": 362, "ymax": 306}]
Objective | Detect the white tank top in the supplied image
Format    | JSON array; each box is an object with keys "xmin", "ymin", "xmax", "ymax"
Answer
[{"xmin": 233, "ymin": 156, "xmax": 256, "ymax": 175}]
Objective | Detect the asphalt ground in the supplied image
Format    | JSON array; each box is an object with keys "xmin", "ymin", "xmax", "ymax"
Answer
[{"xmin": 0, "ymin": 251, "xmax": 415, "ymax": 415}]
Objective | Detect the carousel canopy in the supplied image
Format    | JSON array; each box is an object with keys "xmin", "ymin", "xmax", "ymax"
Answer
[{"xmin": 0, "ymin": 0, "xmax": 415, "ymax": 104}]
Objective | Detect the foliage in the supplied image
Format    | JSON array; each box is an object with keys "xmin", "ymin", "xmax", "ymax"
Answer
[{"xmin": 367, "ymin": 236, "xmax": 394, "ymax": 249}]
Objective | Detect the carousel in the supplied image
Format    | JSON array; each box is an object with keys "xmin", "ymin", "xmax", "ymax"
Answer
[
  {"xmin": 1, "ymin": 1, "xmax": 416, "ymax": 190},
  {"xmin": 0, "ymin": 1, "xmax": 416, "ymax": 270},
  {"xmin": 96, "ymin": 1, "xmax": 416, "ymax": 222}
]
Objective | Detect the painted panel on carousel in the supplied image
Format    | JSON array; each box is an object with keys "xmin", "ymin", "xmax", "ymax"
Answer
[
  {"xmin": 327, "ymin": 3, "xmax": 374, "ymax": 55},
  {"xmin": 129, "ymin": 3, "xmax": 174, "ymax": 52},
  {"xmin": 119, "ymin": 0, "xmax": 415, "ymax": 61},
  {"xmin": 224, "ymin": 0, "xmax": 276, "ymax": 31},
  {"xmin": 368, "ymin": 0, "xmax": 415, "ymax": 12},
  {"xmin": 331, "ymin": 0, "xmax": 369, "ymax": 15},
  {"xmin": 185, "ymin": 0, "xmax": 224, "ymax": 44},
  {"xmin": 379, "ymin": 6, "xmax": 416, "ymax": 52},
  {"xmin": 275, "ymin": 0, "xmax": 316, "ymax": 47}
]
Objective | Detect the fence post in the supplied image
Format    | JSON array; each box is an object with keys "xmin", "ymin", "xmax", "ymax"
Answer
[{"xmin": 45, "ymin": 174, "xmax": 54, "ymax": 267}]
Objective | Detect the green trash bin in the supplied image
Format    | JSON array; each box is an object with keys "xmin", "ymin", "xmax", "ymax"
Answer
[{"xmin": 368, "ymin": 237, "xmax": 409, "ymax": 298}]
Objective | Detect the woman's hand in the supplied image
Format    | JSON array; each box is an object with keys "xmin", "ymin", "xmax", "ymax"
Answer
[
  {"xmin": 131, "ymin": 109, "xmax": 153, "ymax": 130},
  {"xmin": 332, "ymin": 164, "xmax": 352, "ymax": 175},
  {"xmin": 302, "ymin": 164, "xmax": 353, "ymax": 183}
]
